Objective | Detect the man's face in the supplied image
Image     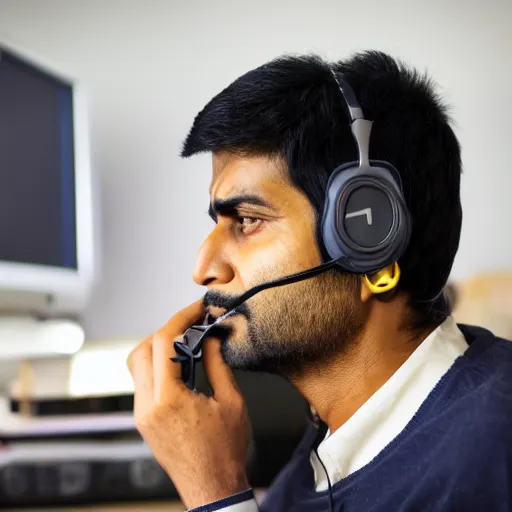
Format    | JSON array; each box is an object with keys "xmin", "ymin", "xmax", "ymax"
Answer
[{"xmin": 193, "ymin": 151, "xmax": 367, "ymax": 377}]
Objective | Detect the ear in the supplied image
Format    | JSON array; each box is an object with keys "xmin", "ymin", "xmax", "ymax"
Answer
[
  {"xmin": 361, "ymin": 262, "xmax": 401, "ymax": 302},
  {"xmin": 360, "ymin": 275, "xmax": 374, "ymax": 303}
]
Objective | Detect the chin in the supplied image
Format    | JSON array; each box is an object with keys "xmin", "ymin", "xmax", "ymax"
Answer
[
  {"xmin": 219, "ymin": 334, "xmax": 278, "ymax": 374},
  {"xmin": 218, "ymin": 331, "xmax": 258, "ymax": 371},
  {"xmin": 219, "ymin": 332, "xmax": 246, "ymax": 365},
  {"xmin": 214, "ymin": 316, "xmax": 284, "ymax": 374}
]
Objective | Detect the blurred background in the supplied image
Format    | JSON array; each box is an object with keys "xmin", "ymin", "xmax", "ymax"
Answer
[{"xmin": 0, "ymin": 0, "xmax": 510, "ymax": 509}]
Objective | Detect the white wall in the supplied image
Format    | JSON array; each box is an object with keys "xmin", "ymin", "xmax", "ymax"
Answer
[{"xmin": 0, "ymin": 0, "xmax": 510, "ymax": 341}]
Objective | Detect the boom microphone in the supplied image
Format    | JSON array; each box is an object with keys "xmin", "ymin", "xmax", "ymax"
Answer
[{"xmin": 172, "ymin": 257, "xmax": 350, "ymax": 389}]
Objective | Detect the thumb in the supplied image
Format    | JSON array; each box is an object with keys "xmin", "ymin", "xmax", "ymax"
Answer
[{"xmin": 202, "ymin": 338, "xmax": 241, "ymax": 403}]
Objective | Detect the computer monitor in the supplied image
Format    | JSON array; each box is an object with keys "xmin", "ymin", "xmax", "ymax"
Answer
[{"xmin": 0, "ymin": 40, "xmax": 96, "ymax": 315}]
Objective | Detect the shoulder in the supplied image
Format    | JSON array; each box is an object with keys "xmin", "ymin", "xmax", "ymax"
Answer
[
  {"xmin": 409, "ymin": 325, "xmax": 512, "ymax": 452},
  {"xmin": 456, "ymin": 324, "xmax": 512, "ymax": 389},
  {"xmin": 428, "ymin": 328, "xmax": 512, "ymax": 457},
  {"xmin": 461, "ymin": 326, "xmax": 512, "ymax": 400}
]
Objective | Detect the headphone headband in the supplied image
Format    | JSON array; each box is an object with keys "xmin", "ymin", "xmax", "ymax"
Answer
[
  {"xmin": 330, "ymin": 68, "xmax": 372, "ymax": 168},
  {"xmin": 329, "ymin": 69, "xmax": 364, "ymax": 121}
]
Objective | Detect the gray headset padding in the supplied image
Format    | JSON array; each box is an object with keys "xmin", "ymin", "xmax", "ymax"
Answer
[{"xmin": 321, "ymin": 160, "xmax": 412, "ymax": 274}]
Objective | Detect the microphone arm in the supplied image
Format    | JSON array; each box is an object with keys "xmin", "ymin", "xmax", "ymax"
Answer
[{"xmin": 172, "ymin": 258, "xmax": 347, "ymax": 389}]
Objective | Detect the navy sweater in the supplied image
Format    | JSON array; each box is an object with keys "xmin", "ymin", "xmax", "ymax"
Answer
[{"xmin": 258, "ymin": 324, "xmax": 512, "ymax": 511}]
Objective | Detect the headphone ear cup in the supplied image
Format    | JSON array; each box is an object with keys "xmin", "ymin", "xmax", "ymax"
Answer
[{"xmin": 321, "ymin": 161, "xmax": 411, "ymax": 274}]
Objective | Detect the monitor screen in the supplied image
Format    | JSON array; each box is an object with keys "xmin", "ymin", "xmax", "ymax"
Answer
[{"xmin": 0, "ymin": 48, "xmax": 77, "ymax": 270}]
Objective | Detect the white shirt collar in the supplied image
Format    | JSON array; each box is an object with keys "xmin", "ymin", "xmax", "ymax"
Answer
[{"xmin": 310, "ymin": 316, "xmax": 468, "ymax": 491}]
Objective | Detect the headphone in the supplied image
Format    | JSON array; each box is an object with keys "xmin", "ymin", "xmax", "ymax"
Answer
[{"xmin": 320, "ymin": 69, "xmax": 412, "ymax": 293}]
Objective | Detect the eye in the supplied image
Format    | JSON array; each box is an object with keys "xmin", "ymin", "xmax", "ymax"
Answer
[{"xmin": 237, "ymin": 216, "xmax": 262, "ymax": 235}]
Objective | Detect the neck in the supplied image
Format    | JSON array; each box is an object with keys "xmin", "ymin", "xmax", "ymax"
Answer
[{"xmin": 290, "ymin": 297, "xmax": 437, "ymax": 434}]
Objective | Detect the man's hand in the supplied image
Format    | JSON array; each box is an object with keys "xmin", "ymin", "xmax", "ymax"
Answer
[{"xmin": 127, "ymin": 299, "xmax": 252, "ymax": 509}]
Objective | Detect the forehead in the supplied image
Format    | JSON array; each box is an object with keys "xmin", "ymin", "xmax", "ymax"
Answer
[{"xmin": 210, "ymin": 152, "xmax": 290, "ymax": 199}]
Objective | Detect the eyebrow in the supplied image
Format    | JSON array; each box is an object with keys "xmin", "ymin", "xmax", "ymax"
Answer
[{"xmin": 208, "ymin": 194, "xmax": 272, "ymax": 222}]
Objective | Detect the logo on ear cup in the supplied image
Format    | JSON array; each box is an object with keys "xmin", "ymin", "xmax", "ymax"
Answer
[
  {"xmin": 345, "ymin": 207, "xmax": 372, "ymax": 225},
  {"xmin": 339, "ymin": 185, "xmax": 394, "ymax": 248}
]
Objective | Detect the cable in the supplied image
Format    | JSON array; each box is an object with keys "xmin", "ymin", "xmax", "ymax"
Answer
[
  {"xmin": 227, "ymin": 258, "xmax": 341, "ymax": 310},
  {"xmin": 313, "ymin": 446, "xmax": 335, "ymax": 512}
]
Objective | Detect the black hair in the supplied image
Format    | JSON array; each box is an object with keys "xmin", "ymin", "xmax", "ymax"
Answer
[{"xmin": 181, "ymin": 51, "xmax": 462, "ymax": 331}]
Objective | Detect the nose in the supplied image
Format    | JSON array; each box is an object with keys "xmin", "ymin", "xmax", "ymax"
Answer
[{"xmin": 192, "ymin": 225, "xmax": 235, "ymax": 287}]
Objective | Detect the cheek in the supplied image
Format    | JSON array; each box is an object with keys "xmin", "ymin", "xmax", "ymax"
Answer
[
  {"xmin": 254, "ymin": 272, "xmax": 361, "ymax": 326},
  {"xmin": 280, "ymin": 214, "xmax": 322, "ymax": 269},
  {"xmin": 241, "ymin": 228, "xmax": 321, "ymax": 287},
  {"xmin": 233, "ymin": 240, "xmax": 290, "ymax": 291}
]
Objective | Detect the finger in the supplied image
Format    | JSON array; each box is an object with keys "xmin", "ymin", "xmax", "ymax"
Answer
[
  {"xmin": 202, "ymin": 337, "xmax": 242, "ymax": 403},
  {"xmin": 153, "ymin": 299, "xmax": 206, "ymax": 401},
  {"xmin": 152, "ymin": 329, "xmax": 186, "ymax": 401},
  {"xmin": 163, "ymin": 298, "xmax": 206, "ymax": 333},
  {"xmin": 127, "ymin": 336, "xmax": 154, "ymax": 419}
]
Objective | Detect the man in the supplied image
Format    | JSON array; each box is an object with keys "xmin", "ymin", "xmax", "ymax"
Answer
[{"xmin": 128, "ymin": 51, "xmax": 512, "ymax": 511}]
